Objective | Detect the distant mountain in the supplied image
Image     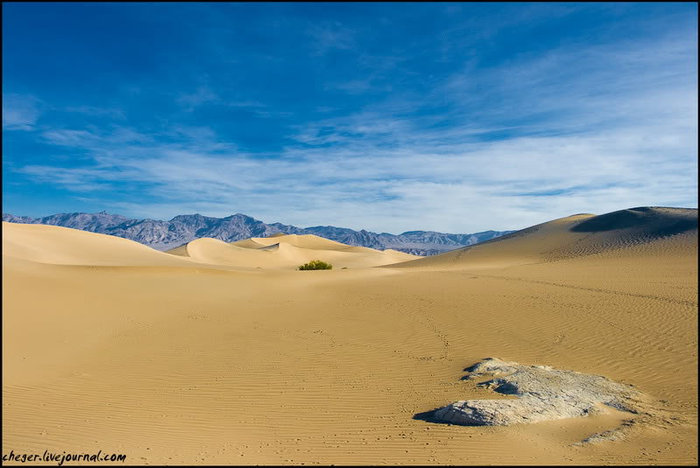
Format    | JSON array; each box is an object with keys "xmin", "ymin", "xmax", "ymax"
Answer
[{"xmin": 2, "ymin": 211, "xmax": 514, "ymax": 255}]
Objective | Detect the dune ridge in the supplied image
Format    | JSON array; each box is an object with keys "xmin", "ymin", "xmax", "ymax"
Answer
[
  {"xmin": 167, "ymin": 233, "xmax": 418, "ymax": 269},
  {"xmin": 2, "ymin": 222, "xmax": 196, "ymax": 267}
]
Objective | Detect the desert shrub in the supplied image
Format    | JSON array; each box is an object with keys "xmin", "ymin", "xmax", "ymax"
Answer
[{"xmin": 298, "ymin": 259, "xmax": 333, "ymax": 270}]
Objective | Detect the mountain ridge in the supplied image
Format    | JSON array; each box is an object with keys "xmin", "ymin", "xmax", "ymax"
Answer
[{"xmin": 2, "ymin": 211, "xmax": 514, "ymax": 256}]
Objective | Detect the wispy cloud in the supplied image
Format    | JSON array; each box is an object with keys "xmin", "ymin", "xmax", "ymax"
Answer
[
  {"xmin": 177, "ymin": 86, "xmax": 219, "ymax": 111},
  {"xmin": 14, "ymin": 111, "xmax": 697, "ymax": 232},
  {"xmin": 64, "ymin": 105, "xmax": 126, "ymax": 119},
  {"xmin": 306, "ymin": 21, "xmax": 356, "ymax": 56},
  {"xmin": 2, "ymin": 94, "xmax": 41, "ymax": 131}
]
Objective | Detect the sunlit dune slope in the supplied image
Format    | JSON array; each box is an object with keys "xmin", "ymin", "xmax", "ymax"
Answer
[
  {"xmin": 389, "ymin": 207, "xmax": 697, "ymax": 269},
  {"xmin": 234, "ymin": 233, "xmax": 350, "ymax": 250},
  {"xmin": 167, "ymin": 233, "xmax": 418, "ymax": 269},
  {"xmin": 2, "ymin": 222, "xmax": 196, "ymax": 267}
]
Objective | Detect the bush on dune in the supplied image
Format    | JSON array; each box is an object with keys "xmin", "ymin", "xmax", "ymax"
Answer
[{"xmin": 298, "ymin": 260, "xmax": 333, "ymax": 270}]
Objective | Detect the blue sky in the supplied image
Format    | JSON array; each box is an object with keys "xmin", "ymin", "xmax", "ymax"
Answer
[{"xmin": 2, "ymin": 2, "xmax": 697, "ymax": 233}]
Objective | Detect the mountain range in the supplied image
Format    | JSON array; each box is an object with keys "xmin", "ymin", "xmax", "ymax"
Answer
[{"xmin": 1, "ymin": 211, "xmax": 514, "ymax": 255}]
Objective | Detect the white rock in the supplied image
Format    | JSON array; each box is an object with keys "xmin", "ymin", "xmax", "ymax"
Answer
[{"xmin": 430, "ymin": 357, "xmax": 642, "ymax": 426}]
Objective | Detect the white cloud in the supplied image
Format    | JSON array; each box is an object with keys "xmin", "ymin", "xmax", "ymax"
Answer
[
  {"xmin": 2, "ymin": 94, "xmax": 41, "ymax": 131},
  {"xmin": 15, "ymin": 114, "xmax": 697, "ymax": 233},
  {"xmin": 64, "ymin": 105, "xmax": 126, "ymax": 119}
]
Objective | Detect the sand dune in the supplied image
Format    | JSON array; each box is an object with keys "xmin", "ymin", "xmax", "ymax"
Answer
[
  {"xmin": 390, "ymin": 207, "xmax": 697, "ymax": 269},
  {"xmin": 168, "ymin": 233, "xmax": 418, "ymax": 269},
  {"xmin": 2, "ymin": 223, "xmax": 415, "ymax": 270},
  {"xmin": 2, "ymin": 222, "xmax": 196, "ymax": 267},
  {"xmin": 2, "ymin": 207, "xmax": 697, "ymax": 465}
]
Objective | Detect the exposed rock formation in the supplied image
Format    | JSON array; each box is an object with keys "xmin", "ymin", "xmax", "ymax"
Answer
[{"xmin": 427, "ymin": 358, "xmax": 645, "ymax": 427}]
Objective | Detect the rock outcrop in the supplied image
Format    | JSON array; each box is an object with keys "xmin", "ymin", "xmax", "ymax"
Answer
[{"xmin": 428, "ymin": 358, "xmax": 644, "ymax": 427}]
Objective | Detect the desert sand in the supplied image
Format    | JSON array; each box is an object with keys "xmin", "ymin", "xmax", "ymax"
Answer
[{"xmin": 2, "ymin": 207, "xmax": 697, "ymax": 465}]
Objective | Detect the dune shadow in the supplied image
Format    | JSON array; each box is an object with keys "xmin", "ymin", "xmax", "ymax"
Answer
[{"xmin": 570, "ymin": 207, "xmax": 697, "ymax": 234}]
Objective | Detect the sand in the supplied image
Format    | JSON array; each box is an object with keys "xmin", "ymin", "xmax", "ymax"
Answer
[
  {"xmin": 167, "ymin": 233, "xmax": 418, "ymax": 270},
  {"xmin": 2, "ymin": 207, "xmax": 697, "ymax": 465}
]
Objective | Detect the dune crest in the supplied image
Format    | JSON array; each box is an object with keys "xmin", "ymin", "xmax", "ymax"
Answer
[
  {"xmin": 2, "ymin": 222, "xmax": 195, "ymax": 267},
  {"xmin": 167, "ymin": 233, "xmax": 418, "ymax": 269}
]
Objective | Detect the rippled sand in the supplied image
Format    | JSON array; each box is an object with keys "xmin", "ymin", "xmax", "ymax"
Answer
[{"xmin": 3, "ymin": 207, "xmax": 697, "ymax": 465}]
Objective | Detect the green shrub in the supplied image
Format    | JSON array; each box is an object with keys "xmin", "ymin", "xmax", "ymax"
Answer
[{"xmin": 298, "ymin": 259, "xmax": 333, "ymax": 270}]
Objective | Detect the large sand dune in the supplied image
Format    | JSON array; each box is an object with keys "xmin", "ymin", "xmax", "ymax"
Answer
[
  {"xmin": 2, "ymin": 207, "xmax": 697, "ymax": 465},
  {"xmin": 2, "ymin": 222, "xmax": 196, "ymax": 267},
  {"xmin": 390, "ymin": 207, "xmax": 697, "ymax": 269}
]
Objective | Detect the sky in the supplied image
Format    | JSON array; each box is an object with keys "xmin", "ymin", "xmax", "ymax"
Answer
[{"xmin": 2, "ymin": 2, "xmax": 698, "ymax": 234}]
